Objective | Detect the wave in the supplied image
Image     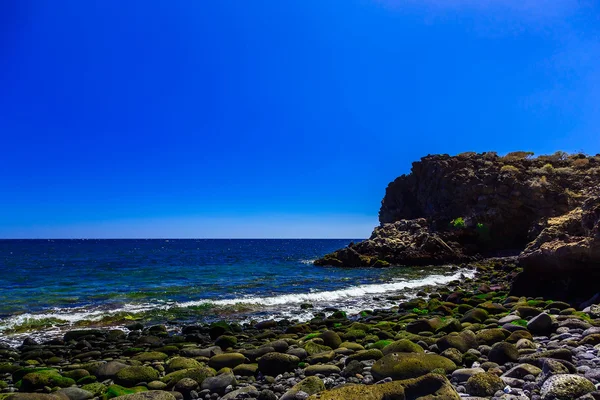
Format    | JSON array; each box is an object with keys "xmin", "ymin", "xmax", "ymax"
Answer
[
  {"xmin": 0, "ymin": 267, "xmax": 475, "ymax": 343},
  {"xmin": 299, "ymin": 259, "xmax": 316, "ymax": 265},
  {"xmin": 200, "ymin": 268, "xmax": 474, "ymax": 307}
]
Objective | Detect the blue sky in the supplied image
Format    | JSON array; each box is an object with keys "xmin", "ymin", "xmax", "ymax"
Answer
[{"xmin": 1, "ymin": 0, "xmax": 599, "ymax": 238}]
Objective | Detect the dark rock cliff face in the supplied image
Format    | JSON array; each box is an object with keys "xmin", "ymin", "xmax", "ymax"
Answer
[
  {"xmin": 511, "ymin": 193, "xmax": 600, "ymax": 303},
  {"xmin": 315, "ymin": 151, "xmax": 600, "ymax": 303}
]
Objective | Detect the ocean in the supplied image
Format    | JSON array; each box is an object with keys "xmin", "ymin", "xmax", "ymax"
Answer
[{"xmin": 0, "ymin": 239, "xmax": 474, "ymax": 345}]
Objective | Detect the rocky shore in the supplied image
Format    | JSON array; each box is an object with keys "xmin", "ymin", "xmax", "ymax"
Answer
[
  {"xmin": 2, "ymin": 151, "xmax": 599, "ymax": 400},
  {"xmin": 1, "ymin": 257, "xmax": 600, "ymax": 400}
]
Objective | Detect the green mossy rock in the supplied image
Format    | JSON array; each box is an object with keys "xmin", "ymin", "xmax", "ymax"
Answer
[
  {"xmin": 437, "ymin": 331, "xmax": 477, "ymax": 353},
  {"xmin": 306, "ymin": 373, "xmax": 460, "ymax": 400},
  {"xmin": 64, "ymin": 362, "xmax": 105, "ymax": 376},
  {"xmin": 345, "ymin": 349, "xmax": 384, "ymax": 364},
  {"xmin": 367, "ymin": 340, "xmax": 393, "ymax": 350},
  {"xmin": 232, "ymin": 364, "xmax": 258, "ymax": 377},
  {"xmin": 131, "ymin": 352, "xmax": 168, "ymax": 362},
  {"xmin": 21, "ymin": 370, "xmax": 76, "ymax": 391},
  {"xmin": 434, "ymin": 318, "xmax": 462, "ymax": 334},
  {"xmin": 319, "ymin": 331, "xmax": 342, "ymax": 349},
  {"xmin": 488, "ymin": 342, "xmax": 519, "ymax": 365},
  {"xmin": 207, "ymin": 353, "xmax": 246, "ymax": 370},
  {"xmin": 0, "ymin": 363, "xmax": 21, "ymax": 374},
  {"xmin": 281, "ymin": 376, "xmax": 325, "ymax": 400},
  {"xmin": 304, "ymin": 365, "xmax": 341, "ymax": 376},
  {"xmin": 382, "ymin": 340, "xmax": 424, "ymax": 355},
  {"xmin": 540, "ymin": 374, "xmax": 596, "ymax": 400},
  {"xmin": 506, "ymin": 330, "xmax": 533, "ymax": 343},
  {"xmin": 81, "ymin": 383, "xmax": 108, "ymax": 397},
  {"xmin": 257, "ymin": 353, "xmax": 300, "ymax": 376},
  {"xmin": 465, "ymin": 372, "xmax": 505, "ymax": 397},
  {"xmin": 111, "ymin": 391, "xmax": 175, "ymax": 400},
  {"xmin": 372, "ymin": 352, "xmax": 457, "ymax": 380},
  {"xmin": 303, "ymin": 342, "xmax": 332, "ymax": 356},
  {"xmin": 215, "ymin": 335, "xmax": 237, "ymax": 350},
  {"xmin": 343, "ymin": 329, "xmax": 366, "ymax": 341},
  {"xmin": 77, "ymin": 375, "xmax": 98, "ymax": 385},
  {"xmin": 115, "ymin": 366, "xmax": 159, "ymax": 387},
  {"xmin": 104, "ymin": 384, "xmax": 147, "ymax": 400},
  {"xmin": 13, "ymin": 368, "xmax": 56, "ymax": 383},
  {"xmin": 338, "ymin": 342, "xmax": 365, "ymax": 351},
  {"xmin": 440, "ymin": 348, "xmax": 463, "ymax": 365},
  {"xmin": 475, "ymin": 328, "xmax": 507, "ymax": 345},
  {"xmin": 461, "ymin": 308, "xmax": 489, "ymax": 323},
  {"xmin": 477, "ymin": 302, "xmax": 507, "ymax": 314},
  {"xmin": 161, "ymin": 367, "xmax": 216, "ymax": 386},
  {"xmin": 62, "ymin": 369, "xmax": 90, "ymax": 380},
  {"xmin": 166, "ymin": 357, "xmax": 202, "ymax": 372},
  {"xmin": 209, "ymin": 321, "xmax": 232, "ymax": 340}
]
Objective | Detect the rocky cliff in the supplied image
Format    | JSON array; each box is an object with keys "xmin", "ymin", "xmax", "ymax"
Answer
[{"xmin": 315, "ymin": 151, "xmax": 600, "ymax": 304}]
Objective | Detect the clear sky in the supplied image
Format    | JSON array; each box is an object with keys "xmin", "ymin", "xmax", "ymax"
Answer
[{"xmin": 1, "ymin": 0, "xmax": 599, "ymax": 238}]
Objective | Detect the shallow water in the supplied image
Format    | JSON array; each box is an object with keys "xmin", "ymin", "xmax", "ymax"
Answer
[{"xmin": 0, "ymin": 239, "xmax": 473, "ymax": 343}]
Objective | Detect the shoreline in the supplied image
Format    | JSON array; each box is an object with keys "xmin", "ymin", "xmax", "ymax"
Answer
[
  {"xmin": 2, "ymin": 257, "xmax": 599, "ymax": 400},
  {"xmin": 0, "ymin": 267, "xmax": 476, "ymax": 348}
]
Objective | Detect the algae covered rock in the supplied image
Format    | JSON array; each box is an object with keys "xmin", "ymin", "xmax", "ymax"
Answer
[
  {"xmin": 303, "ymin": 342, "xmax": 332, "ymax": 356},
  {"xmin": 207, "ymin": 353, "xmax": 246, "ymax": 370},
  {"xmin": 319, "ymin": 331, "xmax": 342, "ymax": 349},
  {"xmin": 381, "ymin": 339, "xmax": 424, "ymax": 355},
  {"xmin": 436, "ymin": 330, "xmax": 477, "ymax": 353},
  {"xmin": 115, "ymin": 366, "xmax": 159, "ymax": 387},
  {"xmin": 306, "ymin": 373, "xmax": 460, "ymax": 400},
  {"xmin": 280, "ymin": 376, "xmax": 324, "ymax": 400},
  {"xmin": 161, "ymin": 367, "xmax": 216, "ymax": 386},
  {"xmin": 488, "ymin": 342, "xmax": 519, "ymax": 365},
  {"xmin": 111, "ymin": 391, "xmax": 176, "ymax": 400},
  {"xmin": 465, "ymin": 372, "xmax": 504, "ymax": 397},
  {"xmin": 21, "ymin": 370, "xmax": 76, "ymax": 391},
  {"xmin": 215, "ymin": 335, "xmax": 238, "ymax": 350},
  {"xmin": 166, "ymin": 357, "xmax": 202, "ymax": 372},
  {"xmin": 104, "ymin": 384, "xmax": 148, "ymax": 400},
  {"xmin": 131, "ymin": 352, "xmax": 168, "ymax": 362},
  {"xmin": 540, "ymin": 374, "xmax": 596, "ymax": 400},
  {"xmin": 475, "ymin": 328, "xmax": 506, "ymax": 345},
  {"xmin": 257, "ymin": 352, "xmax": 300, "ymax": 376},
  {"xmin": 372, "ymin": 352, "xmax": 456, "ymax": 380}
]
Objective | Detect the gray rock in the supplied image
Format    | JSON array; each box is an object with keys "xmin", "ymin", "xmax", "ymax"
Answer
[
  {"xmin": 96, "ymin": 361, "xmax": 128, "ymax": 380},
  {"xmin": 221, "ymin": 385, "xmax": 258, "ymax": 400},
  {"xmin": 503, "ymin": 364, "xmax": 543, "ymax": 379},
  {"xmin": 528, "ymin": 313, "xmax": 553, "ymax": 335},
  {"xmin": 113, "ymin": 392, "xmax": 177, "ymax": 400},
  {"xmin": 452, "ymin": 367, "xmax": 485, "ymax": 382},
  {"xmin": 55, "ymin": 388, "xmax": 93, "ymax": 400},
  {"xmin": 200, "ymin": 373, "xmax": 237, "ymax": 394}
]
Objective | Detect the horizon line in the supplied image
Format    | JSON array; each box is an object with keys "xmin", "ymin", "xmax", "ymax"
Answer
[{"xmin": 0, "ymin": 237, "xmax": 366, "ymax": 240}]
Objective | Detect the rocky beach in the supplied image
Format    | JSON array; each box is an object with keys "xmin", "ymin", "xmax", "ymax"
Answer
[{"xmin": 2, "ymin": 151, "xmax": 600, "ymax": 400}]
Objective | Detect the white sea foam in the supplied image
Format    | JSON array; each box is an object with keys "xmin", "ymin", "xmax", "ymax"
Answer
[
  {"xmin": 299, "ymin": 259, "xmax": 316, "ymax": 264},
  {"xmin": 180, "ymin": 268, "xmax": 475, "ymax": 307}
]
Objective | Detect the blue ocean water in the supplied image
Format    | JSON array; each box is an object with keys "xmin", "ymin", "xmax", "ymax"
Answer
[{"xmin": 0, "ymin": 239, "xmax": 472, "ymax": 342}]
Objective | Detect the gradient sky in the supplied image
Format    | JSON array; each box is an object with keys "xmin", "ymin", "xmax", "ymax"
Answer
[{"xmin": 1, "ymin": 0, "xmax": 599, "ymax": 238}]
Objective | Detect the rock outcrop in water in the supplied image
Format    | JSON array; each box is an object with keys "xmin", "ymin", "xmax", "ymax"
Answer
[{"xmin": 315, "ymin": 151, "xmax": 600, "ymax": 303}]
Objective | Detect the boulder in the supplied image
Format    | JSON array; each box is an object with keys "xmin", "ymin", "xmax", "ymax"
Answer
[
  {"xmin": 465, "ymin": 372, "xmax": 505, "ymax": 397},
  {"xmin": 257, "ymin": 353, "xmax": 300, "ymax": 376},
  {"xmin": 540, "ymin": 374, "xmax": 596, "ymax": 400},
  {"xmin": 115, "ymin": 366, "xmax": 159, "ymax": 387},
  {"xmin": 306, "ymin": 373, "xmax": 460, "ymax": 399},
  {"xmin": 371, "ymin": 352, "xmax": 456, "ymax": 380}
]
